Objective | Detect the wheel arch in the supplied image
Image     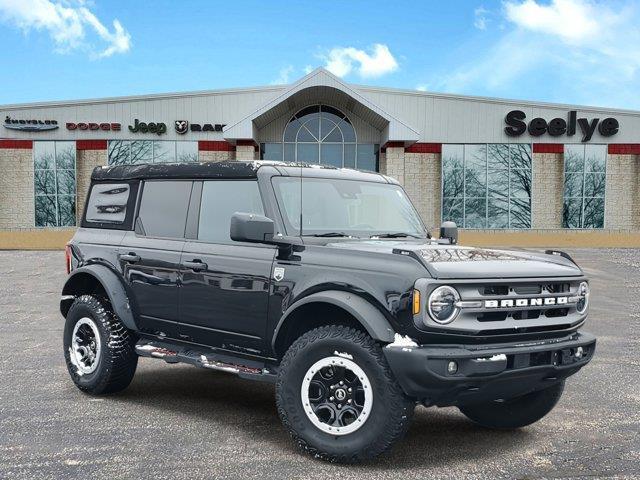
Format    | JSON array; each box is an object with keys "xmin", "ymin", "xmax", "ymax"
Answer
[
  {"xmin": 60, "ymin": 264, "xmax": 137, "ymax": 330},
  {"xmin": 272, "ymin": 290, "xmax": 396, "ymax": 358}
]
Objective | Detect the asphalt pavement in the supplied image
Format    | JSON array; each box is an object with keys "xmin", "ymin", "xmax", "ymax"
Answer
[{"xmin": 0, "ymin": 249, "xmax": 638, "ymax": 479}]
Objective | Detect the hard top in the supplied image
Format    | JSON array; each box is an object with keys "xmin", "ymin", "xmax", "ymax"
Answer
[{"xmin": 90, "ymin": 160, "xmax": 393, "ymax": 183}]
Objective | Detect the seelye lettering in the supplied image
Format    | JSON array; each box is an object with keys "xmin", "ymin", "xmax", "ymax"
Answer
[
  {"xmin": 505, "ymin": 110, "xmax": 619, "ymax": 142},
  {"xmin": 128, "ymin": 119, "xmax": 167, "ymax": 136}
]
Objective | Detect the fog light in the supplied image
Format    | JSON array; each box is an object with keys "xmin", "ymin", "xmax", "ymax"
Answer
[
  {"xmin": 447, "ymin": 361, "xmax": 458, "ymax": 374},
  {"xmin": 575, "ymin": 346, "xmax": 584, "ymax": 359}
]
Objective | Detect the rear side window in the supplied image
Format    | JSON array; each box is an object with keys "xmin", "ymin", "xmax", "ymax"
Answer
[
  {"xmin": 83, "ymin": 182, "xmax": 138, "ymax": 229},
  {"xmin": 137, "ymin": 181, "xmax": 192, "ymax": 238},
  {"xmin": 198, "ymin": 180, "xmax": 264, "ymax": 243}
]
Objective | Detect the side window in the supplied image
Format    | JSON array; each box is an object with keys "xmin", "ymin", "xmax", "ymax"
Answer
[
  {"xmin": 85, "ymin": 183, "xmax": 131, "ymax": 225},
  {"xmin": 198, "ymin": 180, "xmax": 264, "ymax": 243},
  {"xmin": 137, "ymin": 181, "xmax": 192, "ymax": 238}
]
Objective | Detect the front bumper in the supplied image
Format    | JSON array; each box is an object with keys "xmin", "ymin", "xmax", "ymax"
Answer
[{"xmin": 383, "ymin": 331, "xmax": 596, "ymax": 406}]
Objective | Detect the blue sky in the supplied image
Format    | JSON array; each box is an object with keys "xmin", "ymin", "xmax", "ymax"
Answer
[{"xmin": 1, "ymin": 0, "xmax": 639, "ymax": 109}]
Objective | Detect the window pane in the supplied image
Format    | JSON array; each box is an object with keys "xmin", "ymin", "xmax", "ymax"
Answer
[
  {"xmin": 510, "ymin": 169, "xmax": 530, "ymax": 198},
  {"xmin": 584, "ymin": 173, "xmax": 605, "ymax": 197},
  {"xmin": 464, "ymin": 198, "xmax": 487, "ymax": 228},
  {"xmin": 488, "ymin": 198, "xmax": 509, "ymax": 228},
  {"xmin": 564, "ymin": 145, "xmax": 584, "ymax": 172},
  {"xmin": 261, "ymin": 143, "xmax": 283, "ymax": 161},
  {"xmin": 284, "ymin": 143, "xmax": 295, "ymax": 162},
  {"xmin": 464, "ymin": 168, "xmax": 486, "ymax": 197},
  {"xmin": 487, "ymin": 169, "xmax": 509, "ymax": 198},
  {"xmin": 344, "ymin": 144, "xmax": 356, "ymax": 169},
  {"xmin": 321, "ymin": 118, "xmax": 342, "ymax": 142},
  {"xmin": 284, "ymin": 117, "xmax": 302, "ymax": 142},
  {"xmin": 108, "ymin": 140, "xmax": 130, "ymax": 165},
  {"xmin": 198, "ymin": 181, "xmax": 264, "ymax": 243},
  {"xmin": 297, "ymin": 143, "xmax": 318, "ymax": 163},
  {"xmin": 153, "ymin": 141, "xmax": 176, "ymax": 163},
  {"xmin": 442, "ymin": 197, "xmax": 463, "ymax": 226},
  {"xmin": 34, "ymin": 169, "xmax": 56, "ymax": 196},
  {"xmin": 35, "ymin": 195, "xmax": 57, "ymax": 227},
  {"xmin": 584, "ymin": 144, "xmax": 606, "ymax": 172},
  {"xmin": 129, "ymin": 140, "xmax": 152, "ymax": 164},
  {"xmin": 320, "ymin": 144, "xmax": 343, "ymax": 168},
  {"xmin": 297, "ymin": 115, "xmax": 320, "ymax": 141},
  {"xmin": 55, "ymin": 142, "xmax": 76, "ymax": 169},
  {"xmin": 138, "ymin": 181, "xmax": 191, "ymax": 238},
  {"xmin": 510, "ymin": 197, "xmax": 531, "ymax": 228},
  {"xmin": 56, "ymin": 169, "xmax": 76, "ymax": 196},
  {"xmin": 564, "ymin": 172, "xmax": 584, "ymax": 198},
  {"xmin": 583, "ymin": 197, "xmax": 604, "ymax": 228},
  {"xmin": 443, "ymin": 168, "xmax": 464, "ymax": 198},
  {"xmin": 510, "ymin": 144, "xmax": 532, "ymax": 170},
  {"xmin": 487, "ymin": 144, "xmax": 510, "ymax": 170},
  {"xmin": 176, "ymin": 142, "xmax": 198, "ymax": 163},
  {"xmin": 339, "ymin": 119, "xmax": 356, "ymax": 142},
  {"xmin": 34, "ymin": 142, "xmax": 56, "ymax": 170},
  {"xmin": 442, "ymin": 145, "xmax": 464, "ymax": 171},
  {"xmin": 58, "ymin": 195, "xmax": 76, "ymax": 226},
  {"xmin": 356, "ymin": 144, "xmax": 377, "ymax": 172},
  {"xmin": 563, "ymin": 198, "xmax": 583, "ymax": 228}
]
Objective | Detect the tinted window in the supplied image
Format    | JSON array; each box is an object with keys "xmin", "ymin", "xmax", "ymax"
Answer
[
  {"xmin": 198, "ymin": 181, "xmax": 264, "ymax": 243},
  {"xmin": 86, "ymin": 183, "xmax": 130, "ymax": 224},
  {"xmin": 138, "ymin": 181, "xmax": 192, "ymax": 238}
]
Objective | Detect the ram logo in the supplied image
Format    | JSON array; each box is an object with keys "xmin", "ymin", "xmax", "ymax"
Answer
[{"xmin": 485, "ymin": 297, "xmax": 569, "ymax": 308}]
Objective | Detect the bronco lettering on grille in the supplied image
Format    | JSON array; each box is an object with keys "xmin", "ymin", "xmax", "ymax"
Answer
[{"xmin": 485, "ymin": 297, "xmax": 568, "ymax": 308}]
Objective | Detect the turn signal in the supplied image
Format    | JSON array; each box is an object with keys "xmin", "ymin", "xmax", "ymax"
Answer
[
  {"xmin": 413, "ymin": 289, "xmax": 421, "ymax": 315},
  {"xmin": 65, "ymin": 244, "xmax": 72, "ymax": 274}
]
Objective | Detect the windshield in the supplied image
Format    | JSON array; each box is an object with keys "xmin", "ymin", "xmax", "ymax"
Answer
[{"xmin": 272, "ymin": 176, "xmax": 427, "ymax": 238}]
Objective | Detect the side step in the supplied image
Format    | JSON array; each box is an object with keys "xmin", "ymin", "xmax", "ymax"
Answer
[{"xmin": 135, "ymin": 340, "xmax": 277, "ymax": 383}]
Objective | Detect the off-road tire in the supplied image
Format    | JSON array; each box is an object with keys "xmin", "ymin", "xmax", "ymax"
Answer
[
  {"xmin": 63, "ymin": 295, "xmax": 138, "ymax": 394},
  {"xmin": 459, "ymin": 380, "xmax": 565, "ymax": 429},
  {"xmin": 276, "ymin": 325, "xmax": 414, "ymax": 463}
]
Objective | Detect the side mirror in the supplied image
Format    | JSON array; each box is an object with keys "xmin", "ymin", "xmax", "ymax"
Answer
[
  {"xmin": 230, "ymin": 212, "xmax": 275, "ymax": 243},
  {"xmin": 439, "ymin": 221, "xmax": 458, "ymax": 245}
]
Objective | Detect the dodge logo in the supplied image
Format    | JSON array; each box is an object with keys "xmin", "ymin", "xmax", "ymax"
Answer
[{"xmin": 485, "ymin": 297, "xmax": 569, "ymax": 308}]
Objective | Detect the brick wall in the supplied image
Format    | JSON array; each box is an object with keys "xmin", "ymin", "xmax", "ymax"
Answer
[
  {"xmin": 382, "ymin": 146, "xmax": 405, "ymax": 184},
  {"xmin": 235, "ymin": 145, "xmax": 258, "ymax": 161},
  {"xmin": 605, "ymin": 154, "xmax": 639, "ymax": 229},
  {"xmin": 532, "ymin": 152, "xmax": 564, "ymax": 229},
  {"xmin": 199, "ymin": 150, "xmax": 235, "ymax": 162},
  {"xmin": 0, "ymin": 148, "xmax": 34, "ymax": 228},
  {"xmin": 403, "ymin": 152, "xmax": 441, "ymax": 230},
  {"xmin": 76, "ymin": 149, "xmax": 108, "ymax": 223}
]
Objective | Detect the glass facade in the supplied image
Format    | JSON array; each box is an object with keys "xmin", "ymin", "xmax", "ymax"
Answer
[
  {"xmin": 108, "ymin": 140, "xmax": 198, "ymax": 165},
  {"xmin": 260, "ymin": 104, "xmax": 379, "ymax": 171},
  {"xmin": 442, "ymin": 144, "xmax": 532, "ymax": 229},
  {"xmin": 563, "ymin": 144, "xmax": 606, "ymax": 228},
  {"xmin": 34, "ymin": 141, "xmax": 77, "ymax": 227}
]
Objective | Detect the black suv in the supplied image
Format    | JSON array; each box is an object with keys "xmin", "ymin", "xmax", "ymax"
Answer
[{"xmin": 61, "ymin": 161, "xmax": 595, "ymax": 462}]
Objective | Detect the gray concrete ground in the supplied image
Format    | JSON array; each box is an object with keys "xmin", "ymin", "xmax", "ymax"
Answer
[{"xmin": 0, "ymin": 249, "xmax": 638, "ymax": 480}]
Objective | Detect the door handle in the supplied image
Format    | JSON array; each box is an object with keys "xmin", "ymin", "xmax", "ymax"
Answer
[
  {"xmin": 119, "ymin": 252, "xmax": 140, "ymax": 263},
  {"xmin": 182, "ymin": 259, "xmax": 208, "ymax": 272}
]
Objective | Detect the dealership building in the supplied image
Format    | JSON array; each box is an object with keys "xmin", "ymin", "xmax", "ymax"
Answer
[{"xmin": 1, "ymin": 68, "xmax": 639, "ymax": 248}]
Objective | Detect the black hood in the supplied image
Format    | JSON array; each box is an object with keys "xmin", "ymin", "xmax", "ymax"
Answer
[{"xmin": 325, "ymin": 240, "xmax": 582, "ymax": 279}]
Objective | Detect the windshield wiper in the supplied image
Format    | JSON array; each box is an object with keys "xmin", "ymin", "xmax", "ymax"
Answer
[
  {"xmin": 371, "ymin": 232, "xmax": 422, "ymax": 239},
  {"xmin": 308, "ymin": 232, "xmax": 354, "ymax": 237}
]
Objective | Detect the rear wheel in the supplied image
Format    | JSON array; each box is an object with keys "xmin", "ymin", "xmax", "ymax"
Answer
[
  {"xmin": 459, "ymin": 381, "xmax": 565, "ymax": 429},
  {"xmin": 63, "ymin": 295, "xmax": 138, "ymax": 395},
  {"xmin": 276, "ymin": 325, "xmax": 414, "ymax": 463}
]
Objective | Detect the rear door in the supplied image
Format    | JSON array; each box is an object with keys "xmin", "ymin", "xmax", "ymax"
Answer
[
  {"xmin": 178, "ymin": 179, "xmax": 276, "ymax": 355},
  {"xmin": 120, "ymin": 180, "xmax": 192, "ymax": 339}
]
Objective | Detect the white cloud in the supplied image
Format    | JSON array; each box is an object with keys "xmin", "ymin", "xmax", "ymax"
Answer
[
  {"xmin": 323, "ymin": 43, "xmax": 398, "ymax": 78},
  {"xmin": 427, "ymin": 0, "xmax": 640, "ymax": 108},
  {"xmin": 0, "ymin": 0, "xmax": 131, "ymax": 58},
  {"xmin": 416, "ymin": 84, "xmax": 428, "ymax": 92},
  {"xmin": 474, "ymin": 6, "xmax": 490, "ymax": 30},
  {"xmin": 304, "ymin": 64, "xmax": 314, "ymax": 74},
  {"xmin": 272, "ymin": 65, "xmax": 294, "ymax": 85}
]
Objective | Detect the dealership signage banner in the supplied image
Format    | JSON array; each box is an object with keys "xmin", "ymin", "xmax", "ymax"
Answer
[
  {"xmin": 505, "ymin": 110, "xmax": 619, "ymax": 142},
  {"xmin": 4, "ymin": 116, "xmax": 58, "ymax": 132},
  {"xmin": 63, "ymin": 118, "xmax": 226, "ymax": 136}
]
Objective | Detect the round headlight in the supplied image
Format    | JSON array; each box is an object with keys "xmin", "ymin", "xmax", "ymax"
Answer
[
  {"xmin": 576, "ymin": 281, "xmax": 589, "ymax": 314},
  {"xmin": 428, "ymin": 286, "xmax": 461, "ymax": 324}
]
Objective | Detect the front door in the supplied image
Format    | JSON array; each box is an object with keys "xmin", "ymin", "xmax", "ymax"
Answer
[{"xmin": 178, "ymin": 179, "xmax": 275, "ymax": 356}]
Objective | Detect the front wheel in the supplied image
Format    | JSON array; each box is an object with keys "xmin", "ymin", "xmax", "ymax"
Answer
[
  {"xmin": 276, "ymin": 325, "xmax": 414, "ymax": 463},
  {"xmin": 459, "ymin": 381, "xmax": 565, "ymax": 429}
]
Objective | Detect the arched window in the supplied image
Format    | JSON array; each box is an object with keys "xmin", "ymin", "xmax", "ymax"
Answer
[{"xmin": 282, "ymin": 105, "xmax": 356, "ymax": 168}]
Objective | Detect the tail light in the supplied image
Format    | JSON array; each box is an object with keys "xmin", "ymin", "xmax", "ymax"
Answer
[{"xmin": 65, "ymin": 244, "xmax": 73, "ymax": 274}]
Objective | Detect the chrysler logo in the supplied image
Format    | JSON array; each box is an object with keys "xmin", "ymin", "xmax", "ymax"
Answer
[{"xmin": 485, "ymin": 297, "xmax": 569, "ymax": 308}]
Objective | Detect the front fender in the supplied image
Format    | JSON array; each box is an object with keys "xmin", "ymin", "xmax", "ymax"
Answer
[
  {"xmin": 60, "ymin": 264, "xmax": 137, "ymax": 330},
  {"xmin": 271, "ymin": 290, "xmax": 396, "ymax": 350}
]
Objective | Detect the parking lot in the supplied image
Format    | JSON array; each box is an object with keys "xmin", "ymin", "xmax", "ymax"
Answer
[{"xmin": 0, "ymin": 249, "xmax": 638, "ymax": 479}]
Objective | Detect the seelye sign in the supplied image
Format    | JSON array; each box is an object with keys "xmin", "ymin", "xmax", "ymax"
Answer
[{"xmin": 504, "ymin": 110, "xmax": 619, "ymax": 142}]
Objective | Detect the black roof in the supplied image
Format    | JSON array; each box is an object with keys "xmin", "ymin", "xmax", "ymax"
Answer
[{"xmin": 91, "ymin": 160, "xmax": 392, "ymax": 183}]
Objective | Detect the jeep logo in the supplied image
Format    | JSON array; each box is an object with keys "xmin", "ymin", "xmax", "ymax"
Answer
[
  {"xmin": 485, "ymin": 297, "xmax": 569, "ymax": 308},
  {"xmin": 128, "ymin": 119, "xmax": 167, "ymax": 135}
]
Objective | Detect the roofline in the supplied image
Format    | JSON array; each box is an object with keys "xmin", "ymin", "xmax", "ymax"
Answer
[{"xmin": 354, "ymin": 84, "xmax": 640, "ymax": 116}]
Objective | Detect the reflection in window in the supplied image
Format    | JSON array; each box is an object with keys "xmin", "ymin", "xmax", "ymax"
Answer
[
  {"xmin": 108, "ymin": 141, "xmax": 198, "ymax": 165},
  {"xmin": 442, "ymin": 144, "xmax": 532, "ymax": 229},
  {"xmin": 260, "ymin": 104, "xmax": 379, "ymax": 171},
  {"xmin": 34, "ymin": 141, "xmax": 77, "ymax": 227},
  {"xmin": 563, "ymin": 145, "xmax": 606, "ymax": 228}
]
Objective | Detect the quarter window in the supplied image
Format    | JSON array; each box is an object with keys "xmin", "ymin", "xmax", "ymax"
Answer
[
  {"xmin": 198, "ymin": 181, "xmax": 265, "ymax": 243},
  {"xmin": 34, "ymin": 141, "xmax": 76, "ymax": 227},
  {"xmin": 442, "ymin": 144, "xmax": 532, "ymax": 229},
  {"xmin": 108, "ymin": 141, "xmax": 198, "ymax": 165},
  {"xmin": 563, "ymin": 145, "xmax": 606, "ymax": 228},
  {"xmin": 137, "ymin": 181, "xmax": 192, "ymax": 238}
]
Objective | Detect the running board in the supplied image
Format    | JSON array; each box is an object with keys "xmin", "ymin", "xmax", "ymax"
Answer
[{"xmin": 135, "ymin": 340, "xmax": 277, "ymax": 383}]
